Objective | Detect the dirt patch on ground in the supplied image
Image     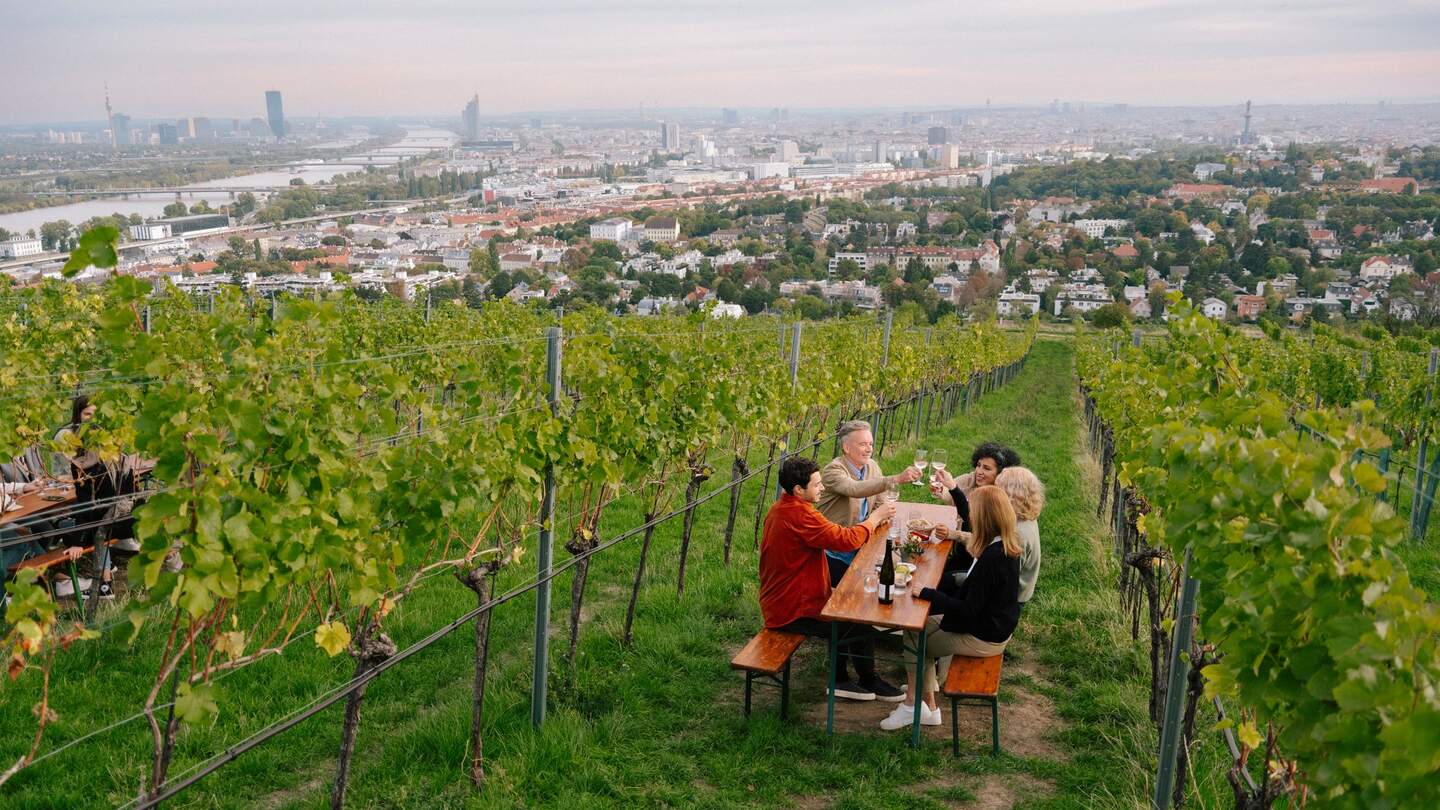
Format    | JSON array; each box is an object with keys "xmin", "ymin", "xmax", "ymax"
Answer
[
  {"xmin": 967, "ymin": 774, "xmax": 1053, "ymax": 809},
  {"xmin": 257, "ymin": 773, "xmax": 328, "ymax": 810},
  {"xmin": 773, "ymin": 641, "xmax": 1066, "ymax": 761}
]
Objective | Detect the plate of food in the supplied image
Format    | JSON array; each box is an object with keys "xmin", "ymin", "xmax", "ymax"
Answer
[{"xmin": 905, "ymin": 517, "xmax": 934, "ymax": 533}]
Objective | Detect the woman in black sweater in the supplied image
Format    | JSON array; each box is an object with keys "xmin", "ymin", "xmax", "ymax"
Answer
[{"xmin": 879, "ymin": 484, "xmax": 1022, "ymax": 730}]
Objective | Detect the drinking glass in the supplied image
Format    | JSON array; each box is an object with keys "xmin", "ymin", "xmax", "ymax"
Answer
[
  {"xmin": 911, "ymin": 448, "xmax": 928, "ymax": 484},
  {"xmin": 930, "ymin": 449, "xmax": 948, "ymax": 476},
  {"xmin": 883, "ymin": 481, "xmax": 899, "ymax": 504},
  {"xmin": 863, "ymin": 573, "xmax": 878, "ymax": 594}
]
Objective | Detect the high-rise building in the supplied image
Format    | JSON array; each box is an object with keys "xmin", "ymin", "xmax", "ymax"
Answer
[
  {"xmin": 156, "ymin": 124, "xmax": 179, "ymax": 145},
  {"xmin": 461, "ymin": 94, "xmax": 480, "ymax": 141},
  {"xmin": 111, "ymin": 113, "xmax": 131, "ymax": 146},
  {"xmin": 265, "ymin": 90, "xmax": 285, "ymax": 139},
  {"xmin": 938, "ymin": 144, "xmax": 961, "ymax": 169},
  {"xmin": 722, "ymin": 108, "xmax": 739, "ymax": 125},
  {"xmin": 178, "ymin": 118, "xmax": 197, "ymax": 139},
  {"xmin": 660, "ymin": 122, "xmax": 680, "ymax": 151},
  {"xmin": 927, "ymin": 126, "xmax": 948, "ymax": 145},
  {"xmin": 874, "ymin": 140, "xmax": 886, "ymax": 162},
  {"xmin": 193, "ymin": 117, "xmax": 214, "ymax": 142},
  {"xmin": 778, "ymin": 140, "xmax": 799, "ymax": 161}
]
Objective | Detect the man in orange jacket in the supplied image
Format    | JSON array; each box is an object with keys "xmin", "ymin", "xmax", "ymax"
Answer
[{"xmin": 760, "ymin": 456, "xmax": 903, "ymax": 701}]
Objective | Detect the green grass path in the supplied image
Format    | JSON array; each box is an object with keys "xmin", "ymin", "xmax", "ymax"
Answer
[{"xmin": 2, "ymin": 339, "xmax": 1162, "ymax": 809}]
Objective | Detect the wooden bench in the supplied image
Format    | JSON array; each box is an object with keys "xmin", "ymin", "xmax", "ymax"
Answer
[
  {"xmin": 7, "ymin": 540, "xmax": 114, "ymax": 601},
  {"xmin": 730, "ymin": 629, "xmax": 805, "ymax": 719},
  {"xmin": 942, "ymin": 654, "xmax": 1003, "ymax": 756}
]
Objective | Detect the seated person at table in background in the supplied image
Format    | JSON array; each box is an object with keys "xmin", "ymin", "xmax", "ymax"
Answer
[
  {"xmin": 760, "ymin": 456, "xmax": 904, "ymax": 702},
  {"xmin": 995, "ymin": 466, "xmax": 1044, "ymax": 611},
  {"xmin": 2, "ymin": 525, "xmax": 87, "ymax": 603},
  {"xmin": 55, "ymin": 394, "xmax": 135, "ymax": 598},
  {"xmin": 1, "ymin": 444, "xmax": 54, "ymax": 487},
  {"xmin": 815, "ymin": 420, "xmax": 920, "ymax": 698},
  {"xmin": 929, "ymin": 441, "xmax": 1021, "ymax": 534},
  {"xmin": 880, "ymin": 485, "xmax": 1022, "ymax": 730},
  {"xmin": 1, "ymin": 473, "xmax": 44, "ymax": 506},
  {"xmin": 3, "ymin": 473, "xmax": 87, "ymax": 600}
]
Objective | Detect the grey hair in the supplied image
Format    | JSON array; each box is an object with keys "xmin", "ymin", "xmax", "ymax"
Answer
[{"xmin": 837, "ymin": 420, "xmax": 873, "ymax": 445}]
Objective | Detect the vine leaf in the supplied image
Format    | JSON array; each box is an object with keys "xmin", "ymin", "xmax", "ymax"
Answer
[
  {"xmin": 175, "ymin": 682, "xmax": 219, "ymax": 726},
  {"xmin": 61, "ymin": 225, "xmax": 119, "ymax": 277},
  {"xmin": 315, "ymin": 621, "xmax": 353, "ymax": 657}
]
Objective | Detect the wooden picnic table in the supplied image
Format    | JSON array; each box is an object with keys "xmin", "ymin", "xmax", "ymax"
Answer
[
  {"xmin": 0, "ymin": 457, "xmax": 156, "ymax": 528},
  {"xmin": 0, "ymin": 483, "xmax": 77, "ymax": 527},
  {"xmin": 821, "ymin": 500, "xmax": 957, "ymax": 746}
]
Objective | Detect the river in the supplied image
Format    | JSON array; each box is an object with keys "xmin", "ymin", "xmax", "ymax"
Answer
[{"xmin": 0, "ymin": 126, "xmax": 458, "ymax": 235}]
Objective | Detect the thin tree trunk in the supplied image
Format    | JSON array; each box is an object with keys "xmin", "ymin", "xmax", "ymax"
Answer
[
  {"xmin": 567, "ymin": 555, "xmax": 591, "ymax": 678},
  {"xmin": 752, "ymin": 442, "xmax": 777, "ymax": 548},
  {"xmin": 455, "ymin": 565, "xmax": 496, "ymax": 786},
  {"xmin": 1172, "ymin": 642, "xmax": 1212, "ymax": 809},
  {"xmin": 331, "ymin": 632, "xmax": 396, "ymax": 810},
  {"xmin": 619, "ymin": 475, "xmax": 662, "ymax": 645},
  {"xmin": 1125, "ymin": 547, "xmax": 1168, "ymax": 727},
  {"xmin": 676, "ymin": 462, "xmax": 712, "ymax": 597},
  {"xmin": 156, "ymin": 667, "xmax": 182, "ymax": 791},
  {"xmin": 722, "ymin": 455, "xmax": 748, "ymax": 565}
]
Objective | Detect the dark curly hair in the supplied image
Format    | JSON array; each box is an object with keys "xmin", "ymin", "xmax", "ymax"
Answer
[{"xmin": 971, "ymin": 441, "xmax": 1021, "ymax": 472}]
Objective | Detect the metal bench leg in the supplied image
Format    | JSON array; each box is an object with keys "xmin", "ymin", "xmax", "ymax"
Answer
[
  {"xmin": 950, "ymin": 699, "xmax": 960, "ymax": 757},
  {"xmin": 67, "ymin": 559, "xmax": 84, "ymax": 619},
  {"xmin": 990, "ymin": 698, "xmax": 1000, "ymax": 757},
  {"xmin": 743, "ymin": 673, "xmax": 752, "ymax": 718},
  {"xmin": 780, "ymin": 661, "xmax": 792, "ymax": 721}
]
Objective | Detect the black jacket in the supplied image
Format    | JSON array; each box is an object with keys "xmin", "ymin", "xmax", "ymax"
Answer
[{"xmin": 920, "ymin": 539, "xmax": 1020, "ymax": 643}]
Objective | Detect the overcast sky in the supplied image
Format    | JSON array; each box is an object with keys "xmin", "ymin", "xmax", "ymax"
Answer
[{"xmin": 3, "ymin": 0, "xmax": 1438, "ymax": 125}]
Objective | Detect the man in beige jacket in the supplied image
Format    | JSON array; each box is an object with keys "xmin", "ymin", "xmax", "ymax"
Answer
[{"xmin": 814, "ymin": 419, "xmax": 920, "ymax": 701}]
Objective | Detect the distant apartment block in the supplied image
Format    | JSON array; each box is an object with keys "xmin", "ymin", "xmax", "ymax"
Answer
[
  {"xmin": 827, "ymin": 252, "xmax": 870, "ymax": 277},
  {"xmin": 0, "ymin": 237, "xmax": 44, "ymax": 258},
  {"xmin": 750, "ymin": 162, "xmax": 790, "ymax": 180},
  {"xmin": 1193, "ymin": 162, "xmax": 1227, "ymax": 181},
  {"xmin": 589, "ymin": 218, "xmax": 635, "ymax": 242},
  {"xmin": 1071, "ymin": 219, "xmax": 1128, "ymax": 238},
  {"xmin": 997, "ymin": 290, "xmax": 1041, "ymax": 317},
  {"xmin": 129, "ymin": 214, "xmax": 230, "ymax": 241},
  {"xmin": 642, "ymin": 216, "xmax": 680, "ymax": 242}
]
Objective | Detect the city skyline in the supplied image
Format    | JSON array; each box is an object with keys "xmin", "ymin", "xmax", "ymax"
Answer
[{"xmin": 2, "ymin": 0, "xmax": 1439, "ymax": 125}]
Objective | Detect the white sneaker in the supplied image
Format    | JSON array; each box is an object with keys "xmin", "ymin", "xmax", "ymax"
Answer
[
  {"xmin": 53, "ymin": 578, "xmax": 93, "ymax": 598},
  {"xmin": 879, "ymin": 702, "xmax": 942, "ymax": 730}
]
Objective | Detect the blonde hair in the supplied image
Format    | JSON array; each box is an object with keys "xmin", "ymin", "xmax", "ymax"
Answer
[
  {"xmin": 996, "ymin": 467, "xmax": 1045, "ymax": 521},
  {"xmin": 968, "ymin": 485, "xmax": 1021, "ymax": 559}
]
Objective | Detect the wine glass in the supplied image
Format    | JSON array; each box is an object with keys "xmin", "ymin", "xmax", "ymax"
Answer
[
  {"xmin": 883, "ymin": 480, "xmax": 899, "ymax": 504},
  {"xmin": 929, "ymin": 449, "xmax": 948, "ymax": 491},
  {"xmin": 911, "ymin": 448, "xmax": 928, "ymax": 484}
]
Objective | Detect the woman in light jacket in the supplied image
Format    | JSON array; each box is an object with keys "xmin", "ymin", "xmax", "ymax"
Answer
[{"xmin": 996, "ymin": 466, "xmax": 1044, "ymax": 611}]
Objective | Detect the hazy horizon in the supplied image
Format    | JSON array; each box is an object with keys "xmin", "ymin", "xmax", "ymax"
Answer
[{"xmin": 3, "ymin": 0, "xmax": 1438, "ymax": 126}]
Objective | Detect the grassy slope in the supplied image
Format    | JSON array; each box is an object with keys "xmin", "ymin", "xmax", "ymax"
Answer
[{"xmin": 2, "ymin": 339, "xmax": 1166, "ymax": 809}]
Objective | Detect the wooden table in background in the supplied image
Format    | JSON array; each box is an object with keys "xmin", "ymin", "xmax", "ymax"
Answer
[
  {"xmin": 821, "ymin": 501, "xmax": 956, "ymax": 746},
  {"xmin": 0, "ymin": 484, "xmax": 76, "ymax": 527}
]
